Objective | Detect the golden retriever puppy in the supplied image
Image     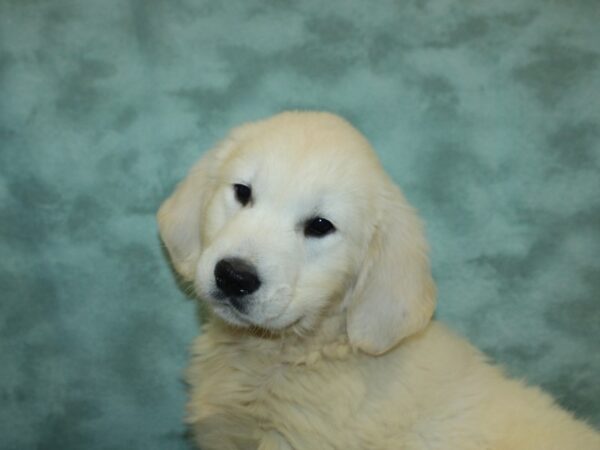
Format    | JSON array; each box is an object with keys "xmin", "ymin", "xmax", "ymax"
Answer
[{"xmin": 157, "ymin": 112, "xmax": 600, "ymax": 450}]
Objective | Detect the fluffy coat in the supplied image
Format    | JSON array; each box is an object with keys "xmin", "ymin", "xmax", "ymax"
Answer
[{"xmin": 157, "ymin": 112, "xmax": 600, "ymax": 450}]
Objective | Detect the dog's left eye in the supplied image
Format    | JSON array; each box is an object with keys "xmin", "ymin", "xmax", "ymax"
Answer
[
  {"xmin": 304, "ymin": 217, "xmax": 336, "ymax": 238},
  {"xmin": 233, "ymin": 184, "xmax": 252, "ymax": 206}
]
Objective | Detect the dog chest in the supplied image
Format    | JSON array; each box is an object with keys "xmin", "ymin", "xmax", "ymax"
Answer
[{"xmin": 186, "ymin": 330, "xmax": 369, "ymax": 449}]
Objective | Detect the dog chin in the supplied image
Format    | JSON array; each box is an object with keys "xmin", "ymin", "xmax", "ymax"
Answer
[
  {"xmin": 211, "ymin": 302, "xmax": 302, "ymax": 332},
  {"xmin": 254, "ymin": 314, "xmax": 302, "ymax": 331},
  {"xmin": 209, "ymin": 302, "xmax": 252, "ymax": 327},
  {"xmin": 197, "ymin": 281, "xmax": 300, "ymax": 330}
]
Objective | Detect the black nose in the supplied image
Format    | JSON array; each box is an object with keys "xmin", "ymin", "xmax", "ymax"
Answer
[{"xmin": 214, "ymin": 258, "xmax": 261, "ymax": 298}]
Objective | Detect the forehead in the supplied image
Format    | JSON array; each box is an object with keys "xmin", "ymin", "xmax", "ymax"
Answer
[
  {"xmin": 223, "ymin": 114, "xmax": 382, "ymax": 199},
  {"xmin": 222, "ymin": 113, "xmax": 380, "ymax": 221}
]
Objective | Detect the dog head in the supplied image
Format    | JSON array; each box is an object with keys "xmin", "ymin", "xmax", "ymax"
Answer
[{"xmin": 158, "ymin": 112, "xmax": 435, "ymax": 355}]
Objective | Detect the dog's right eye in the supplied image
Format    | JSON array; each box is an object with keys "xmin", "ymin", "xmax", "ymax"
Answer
[{"xmin": 233, "ymin": 184, "xmax": 252, "ymax": 206}]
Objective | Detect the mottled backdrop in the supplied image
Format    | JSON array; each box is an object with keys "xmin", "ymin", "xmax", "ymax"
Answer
[{"xmin": 1, "ymin": 0, "xmax": 599, "ymax": 449}]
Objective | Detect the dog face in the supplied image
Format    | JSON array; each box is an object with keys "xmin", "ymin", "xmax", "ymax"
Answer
[{"xmin": 158, "ymin": 112, "xmax": 435, "ymax": 354}]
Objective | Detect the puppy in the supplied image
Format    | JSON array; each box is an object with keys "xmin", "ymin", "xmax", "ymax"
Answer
[{"xmin": 158, "ymin": 112, "xmax": 600, "ymax": 450}]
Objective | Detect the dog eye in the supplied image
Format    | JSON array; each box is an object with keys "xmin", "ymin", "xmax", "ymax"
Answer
[
  {"xmin": 304, "ymin": 217, "xmax": 336, "ymax": 238},
  {"xmin": 233, "ymin": 184, "xmax": 252, "ymax": 206}
]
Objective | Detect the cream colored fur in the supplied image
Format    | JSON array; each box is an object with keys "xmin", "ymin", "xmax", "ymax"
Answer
[{"xmin": 158, "ymin": 112, "xmax": 600, "ymax": 450}]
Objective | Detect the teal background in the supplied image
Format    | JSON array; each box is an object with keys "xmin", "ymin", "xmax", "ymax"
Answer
[{"xmin": 1, "ymin": 0, "xmax": 599, "ymax": 448}]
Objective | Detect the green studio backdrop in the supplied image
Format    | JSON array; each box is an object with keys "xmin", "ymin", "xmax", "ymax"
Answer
[{"xmin": 1, "ymin": 1, "xmax": 599, "ymax": 449}]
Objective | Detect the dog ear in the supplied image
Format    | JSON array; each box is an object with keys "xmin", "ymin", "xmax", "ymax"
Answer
[
  {"xmin": 157, "ymin": 138, "xmax": 236, "ymax": 281},
  {"xmin": 346, "ymin": 179, "xmax": 436, "ymax": 355}
]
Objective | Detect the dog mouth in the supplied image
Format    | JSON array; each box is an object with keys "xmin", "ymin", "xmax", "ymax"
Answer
[
  {"xmin": 208, "ymin": 297, "xmax": 253, "ymax": 327},
  {"xmin": 205, "ymin": 286, "xmax": 297, "ymax": 330},
  {"xmin": 206, "ymin": 288, "xmax": 251, "ymax": 321},
  {"xmin": 210, "ymin": 289, "xmax": 249, "ymax": 313}
]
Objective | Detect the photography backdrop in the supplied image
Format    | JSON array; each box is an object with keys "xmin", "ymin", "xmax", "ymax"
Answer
[{"xmin": 1, "ymin": 0, "xmax": 599, "ymax": 449}]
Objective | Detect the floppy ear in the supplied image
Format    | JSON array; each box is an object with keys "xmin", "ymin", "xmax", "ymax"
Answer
[
  {"xmin": 346, "ymin": 179, "xmax": 436, "ymax": 355},
  {"xmin": 157, "ymin": 139, "xmax": 236, "ymax": 281}
]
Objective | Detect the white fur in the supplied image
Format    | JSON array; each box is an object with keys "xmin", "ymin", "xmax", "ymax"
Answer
[{"xmin": 158, "ymin": 112, "xmax": 600, "ymax": 450}]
